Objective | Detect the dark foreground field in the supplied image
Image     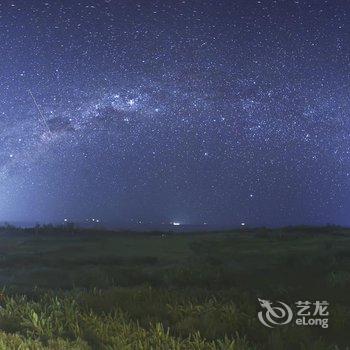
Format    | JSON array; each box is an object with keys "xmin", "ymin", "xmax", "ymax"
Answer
[{"xmin": 0, "ymin": 226, "xmax": 349, "ymax": 349}]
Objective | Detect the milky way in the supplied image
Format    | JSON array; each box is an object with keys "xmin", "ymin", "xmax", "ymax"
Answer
[{"xmin": 0, "ymin": 0, "xmax": 349, "ymax": 226}]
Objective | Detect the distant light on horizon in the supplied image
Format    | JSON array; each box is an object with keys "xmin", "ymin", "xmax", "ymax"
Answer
[{"xmin": 172, "ymin": 222, "xmax": 181, "ymax": 226}]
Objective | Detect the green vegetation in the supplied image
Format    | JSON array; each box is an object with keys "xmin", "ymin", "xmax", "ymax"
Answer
[{"xmin": 0, "ymin": 225, "xmax": 348, "ymax": 349}]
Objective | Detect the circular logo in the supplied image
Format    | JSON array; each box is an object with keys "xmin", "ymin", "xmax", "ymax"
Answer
[{"xmin": 258, "ymin": 298, "xmax": 293, "ymax": 328}]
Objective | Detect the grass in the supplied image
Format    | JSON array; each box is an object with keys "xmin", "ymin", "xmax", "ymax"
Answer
[{"xmin": 0, "ymin": 225, "xmax": 348, "ymax": 348}]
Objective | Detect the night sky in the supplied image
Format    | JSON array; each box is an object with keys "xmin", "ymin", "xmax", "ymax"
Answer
[{"xmin": 0, "ymin": 0, "xmax": 349, "ymax": 227}]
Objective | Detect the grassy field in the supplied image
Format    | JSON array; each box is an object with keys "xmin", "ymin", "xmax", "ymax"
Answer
[{"xmin": 0, "ymin": 225, "xmax": 348, "ymax": 349}]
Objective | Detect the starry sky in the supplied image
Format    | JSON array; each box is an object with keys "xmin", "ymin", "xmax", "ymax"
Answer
[{"xmin": 0, "ymin": 0, "xmax": 349, "ymax": 227}]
